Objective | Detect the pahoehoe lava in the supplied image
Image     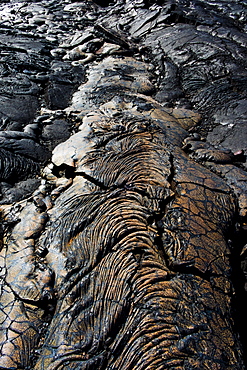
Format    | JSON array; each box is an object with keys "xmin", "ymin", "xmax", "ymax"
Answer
[{"xmin": 0, "ymin": 1, "xmax": 247, "ymax": 369}]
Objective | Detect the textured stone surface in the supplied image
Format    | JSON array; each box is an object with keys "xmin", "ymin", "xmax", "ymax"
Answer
[{"xmin": 0, "ymin": 0, "xmax": 246, "ymax": 369}]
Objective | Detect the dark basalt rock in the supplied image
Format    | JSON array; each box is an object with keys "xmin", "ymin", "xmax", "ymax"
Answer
[
  {"xmin": 0, "ymin": 148, "xmax": 40, "ymax": 182},
  {"xmin": 0, "ymin": 0, "xmax": 246, "ymax": 369},
  {"xmin": 0, "ymin": 178, "xmax": 41, "ymax": 204},
  {"xmin": 46, "ymin": 62, "xmax": 86, "ymax": 109},
  {"xmin": 41, "ymin": 118, "xmax": 72, "ymax": 151}
]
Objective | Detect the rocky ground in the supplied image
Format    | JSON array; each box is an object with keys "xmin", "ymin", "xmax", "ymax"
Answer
[{"xmin": 0, "ymin": 0, "xmax": 247, "ymax": 369}]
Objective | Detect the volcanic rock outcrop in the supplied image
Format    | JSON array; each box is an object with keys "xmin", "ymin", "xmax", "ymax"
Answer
[{"xmin": 0, "ymin": 1, "xmax": 247, "ymax": 369}]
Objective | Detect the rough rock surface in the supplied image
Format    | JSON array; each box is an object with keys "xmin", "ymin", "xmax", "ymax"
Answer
[{"xmin": 0, "ymin": 0, "xmax": 247, "ymax": 369}]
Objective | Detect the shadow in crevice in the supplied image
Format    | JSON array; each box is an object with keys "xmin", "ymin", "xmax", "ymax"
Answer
[{"xmin": 93, "ymin": 0, "xmax": 113, "ymax": 7}]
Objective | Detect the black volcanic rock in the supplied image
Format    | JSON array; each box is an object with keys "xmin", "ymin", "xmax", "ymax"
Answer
[{"xmin": 0, "ymin": 1, "xmax": 246, "ymax": 369}]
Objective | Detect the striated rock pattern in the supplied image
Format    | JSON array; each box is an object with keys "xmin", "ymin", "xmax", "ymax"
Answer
[{"xmin": 0, "ymin": 0, "xmax": 247, "ymax": 369}]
